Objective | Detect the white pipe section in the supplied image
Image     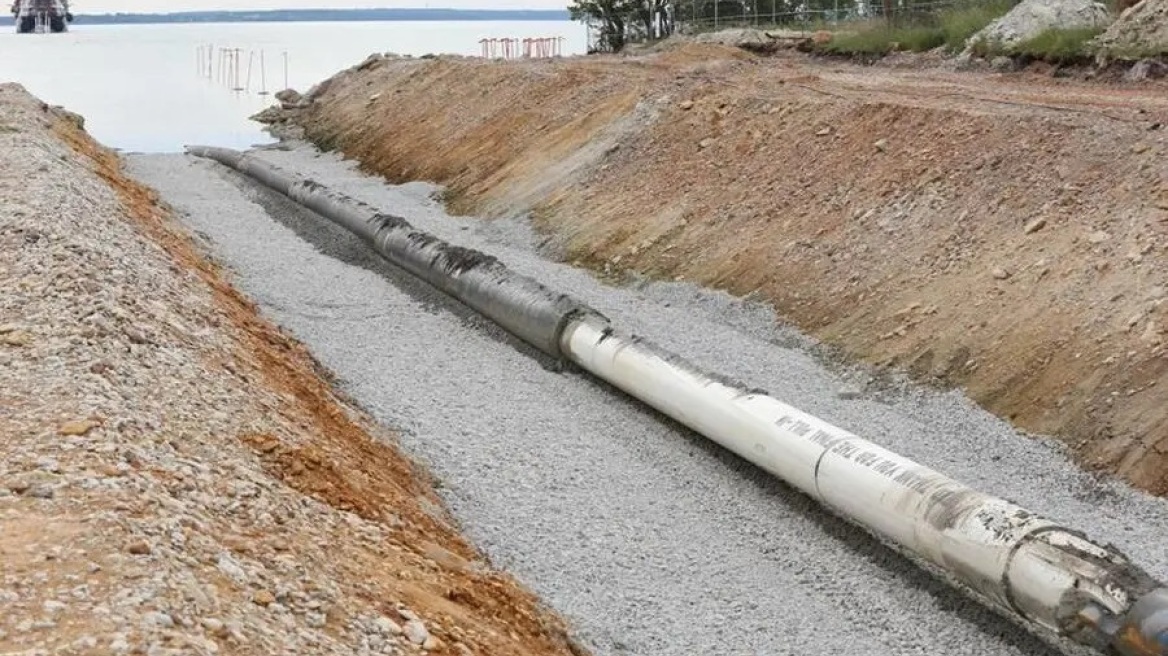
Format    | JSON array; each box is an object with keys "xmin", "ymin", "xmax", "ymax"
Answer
[
  {"xmin": 561, "ymin": 319, "xmax": 1167, "ymax": 656},
  {"xmin": 186, "ymin": 146, "xmax": 1168, "ymax": 656}
]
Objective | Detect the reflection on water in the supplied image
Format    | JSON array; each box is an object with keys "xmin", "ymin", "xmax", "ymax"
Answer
[{"xmin": 0, "ymin": 21, "xmax": 586, "ymax": 152}]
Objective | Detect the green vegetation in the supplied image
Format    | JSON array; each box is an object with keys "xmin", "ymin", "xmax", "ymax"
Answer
[
  {"xmin": 1008, "ymin": 26, "xmax": 1105, "ymax": 63},
  {"xmin": 937, "ymin": 0, "xmax": 1013, "ymax": 51},
  {"xmin": 816, "ymin": 0, "xmax": 1013, "ymax": 56},
  {"xmin": 820, "ymin": 25, "xmax": 942, "ymax": 55}
]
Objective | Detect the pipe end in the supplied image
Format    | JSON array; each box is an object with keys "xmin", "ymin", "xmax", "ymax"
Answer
[{"xmin": 1114, "ymin": 588, "xmax": 1168, "ymax": 656}]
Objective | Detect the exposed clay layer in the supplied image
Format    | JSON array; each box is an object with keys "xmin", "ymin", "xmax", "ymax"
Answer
[{"xmin": 285, "ymin": 46, "xmax": 1168, "ymax": 495}]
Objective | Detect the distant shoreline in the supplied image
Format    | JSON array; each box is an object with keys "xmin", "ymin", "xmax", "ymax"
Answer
[{"xmin": 1, "ymin": 8, "xmax": 571, "ymax": 26}]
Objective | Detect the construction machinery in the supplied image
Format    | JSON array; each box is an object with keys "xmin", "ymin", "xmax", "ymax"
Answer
[{"xmin": 11, "ymin": 0, "xmax": 71, "ymax": 33}]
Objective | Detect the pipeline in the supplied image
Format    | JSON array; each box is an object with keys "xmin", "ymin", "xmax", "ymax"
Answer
[{"xmin": 187, "ymin": 145, "xmax": 1168, "ymax": 656}]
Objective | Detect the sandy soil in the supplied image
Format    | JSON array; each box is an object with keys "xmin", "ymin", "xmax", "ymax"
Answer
[
  {"xmin": 0, "ymin": 83, "xmax": 583, "ymax": 656},
  {"xmin": 279, "ymin": 45, "xmax": 1168, "ymax": 496}
]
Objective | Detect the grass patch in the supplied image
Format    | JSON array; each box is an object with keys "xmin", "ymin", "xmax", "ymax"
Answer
[
  {"xmin": 936, "ymin": 0, "xmax": 1012, "ymax": 52},
  {"xmin": 820, "ymin": 25, "xmax": 944, "ymax": 55},
  {"xmin": 816, "ymin": 0, "xmax": 1012, "ymax": 57},
  {"xmin": 1009, "ymin": 26, "xmax": 1105, "ymax": 63}
]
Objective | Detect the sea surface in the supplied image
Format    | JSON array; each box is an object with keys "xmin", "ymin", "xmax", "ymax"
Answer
[{"xmin": 0, "ymin": 21, "xmax": 587, "ymax": 152}]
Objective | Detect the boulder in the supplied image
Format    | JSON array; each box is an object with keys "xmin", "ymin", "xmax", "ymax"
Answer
[{"xmin": 966, "ymin": 0, "xmax": 1110, "ymax": 52}]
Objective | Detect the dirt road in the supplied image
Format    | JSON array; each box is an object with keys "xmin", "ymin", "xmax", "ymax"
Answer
[{"xmin": 280, "ymin": 45, "xmax": 1168, "ymax": 496}]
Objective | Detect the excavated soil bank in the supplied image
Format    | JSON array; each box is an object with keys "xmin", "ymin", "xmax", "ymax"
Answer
[{"xmin": 281, "ymin": 47, "xmax": 1168, "ymax": 496}]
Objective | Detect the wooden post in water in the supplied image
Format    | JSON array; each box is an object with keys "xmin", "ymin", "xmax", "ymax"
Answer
[
  {"xmin": 258, "ymin": 50, "xmax": 269, "ymax": 96},
  {"xmin": 233, "ymin": 48, "xmax": 244, "ymax": 92},
  {"xmin": 246, "ymin": 51, "xmax": 255, "ymax": 92}
]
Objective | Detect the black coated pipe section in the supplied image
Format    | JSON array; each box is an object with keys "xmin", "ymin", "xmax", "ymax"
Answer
[{"xmin": 186, "ymin": 146, "xmax": 606, "ymax": 359}]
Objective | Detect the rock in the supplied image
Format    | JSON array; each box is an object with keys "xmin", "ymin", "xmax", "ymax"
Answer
[
  {"xmin": 372, "ymin": 616, "xmax": 403, "ymax": 635},
  {"xmin": 837, "ymin": 385, "xmax": 863, "ymax": 400},
  {"xmin": 6, "ymin": 479, "xmax": 31, "ymax": 495},
  {"xmin": 201, "ymin": 618, "xmax": 229, "ymax": 638},
  {"xmin": 1, "ymin": 330, "xmax": 32, "ymax": 346},
  {"xmin": 815, "ymin": 126, "xmax": 832, "ymax": 136},
  {"xmin": 216, "ymin": 554, "xmax": 248, "ymax": 584},
  {"xmin": 43, "ymin": 600, "xmax": 67, "ymax": 613},
  {"xmin": 697, "ymin": 138, "xmax": 716, "ymax": 150},
  {"xmin": 1088, "ymin": 230, "xmax": 1112, "ymax": 244},
  {"xmin": 691, "ymin": 27, "xmax": 774, "ymax": 47},
  {"xmin": 36, "ymin": 457, "xmax": 60, "ymax": 473},
  {"xmin": 356, "ymin": 53, "xmax": 385, "ymax": 71},
  {"xmin": 873, "ymin": 138, "xmax": 888, "ymax": 152},
  {"xmin": 990, "ymin": 56, "xmax": 1015, "ymax": 71},
  {"xmin": 423, "ymin": 635, "xmax": 443, "ymax": 650},
  {"xmin": 143, "ymin": 611, "xmax": 175, "ymax": 628},
  {"xmin": 98, "ymin": 463, "xmax": 124, "ymax": 478},
  {"xmin": 968, "ymin": 0, "xmax": 1109, "ymax": 52},
  {"xmin": 992, "ymin": 267, "xmax": 1011, "ymax": 280},
  {"xmin": 1126, "ymin": 59, "xmax": 1168, "ymax": 81},
  {"xmin": 404, "ymin": 619, "xmax": 429, "ymax": 645},
  {"xmin": 679, "ymin": 100, "xmax": 694, "ymax": 110},
  {"xmin": 1141, "ymin": 320, "xmax": 1162, "ymax": 344},
  {"xmin": 126, "ymin": 540, "xmax": 152, "ymax": 555},
  {"xmin": 1094, "ymin": 0, "xmax": 1168, "ymax": 60},
  {"xmin": 251, "ymin": 589, "xmax": 276, "ymax": 606},
  {"xmin": 1132, "ymin": 142, "xmax": 1151, "ymax": 154},
  {"xmin": 27, "ymin": 484, "xmax": 55, "ymax": 499},
  {"xmin": 1024, "ymin": 217, "xmax": 1047, "ymax": 234},
  {"xmin": 306, "ymin": 612, "xmax": 327, "ymax": 628},
  {"xmin": 251, "ymin": 106, "xmax": 290, "ymax": 124},
  {"xmin": 59, "ymin": 419, "xmax": 101, "ymax": 436},
  {"xmin": 274, "ymin": 89, "xmax": 302, "ymax": 104}
]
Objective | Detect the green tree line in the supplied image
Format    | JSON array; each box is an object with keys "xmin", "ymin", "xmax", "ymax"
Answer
[{"xmin": 572, "ymin": 0, "xmax": 995, "ymax": 52}]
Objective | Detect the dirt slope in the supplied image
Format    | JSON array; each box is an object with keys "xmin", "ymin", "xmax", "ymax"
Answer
[
  {"xmin": 0, "ymin": 83, "xmax": 582, "ymax": 656},
  {"xmin": 278, "ymin": 47, "xmax": 1168, "ymax": 497}
]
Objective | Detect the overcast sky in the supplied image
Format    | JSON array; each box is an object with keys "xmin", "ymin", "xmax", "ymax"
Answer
[{"xmin": 79, "ymin": 0, "xmax": 567, "ymax": 12}]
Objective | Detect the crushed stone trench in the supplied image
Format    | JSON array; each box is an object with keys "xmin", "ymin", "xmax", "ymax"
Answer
[{"xmin": 127, "ymin": 144, "xmax": 1168, "ymax": 656}]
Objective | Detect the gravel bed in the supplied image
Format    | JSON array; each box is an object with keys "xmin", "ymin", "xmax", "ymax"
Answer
[{"xmin": 127, "ymin": 144, "xmax": 1168, "ymax": 656}]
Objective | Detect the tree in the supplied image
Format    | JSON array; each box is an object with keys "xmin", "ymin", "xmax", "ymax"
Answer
[
  {"xmin": 570, "ymin": 0, "xmax": 677, "ymax": 52},
  {"xmin": 570, "ymin": 0, "xmax": 636, "ymax": 52}
]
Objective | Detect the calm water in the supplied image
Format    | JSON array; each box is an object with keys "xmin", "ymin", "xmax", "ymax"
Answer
[{"xmin": 0, "ymin": 21, "xmax": 587, "ymax": 152}]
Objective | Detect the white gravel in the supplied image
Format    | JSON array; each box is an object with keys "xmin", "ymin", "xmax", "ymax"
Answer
[{"xmin": 127, "ymin": 144, "xmax": 1168, "ymax": 656}]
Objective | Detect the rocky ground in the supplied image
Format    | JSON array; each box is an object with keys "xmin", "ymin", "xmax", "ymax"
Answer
[
  {"xmin": 0, "ymin": 82, "xmax": 582, "ymax": 656},
  {"xmin": 273, "ymin": 44, "xmax": 1168, "ymax": 497}
]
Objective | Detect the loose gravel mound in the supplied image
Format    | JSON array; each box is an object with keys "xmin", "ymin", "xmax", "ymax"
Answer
[
  {"xmin": 0, "ymin": 82, "xmax": 582, "ymax": 656},
  {"xmin": 967, "ymin": 0, "xmax": 1110, "ymax": 49},
  {"xmin": 1093, "ymin": 0, "xmax": 1168, "ymax": 57}
]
